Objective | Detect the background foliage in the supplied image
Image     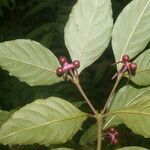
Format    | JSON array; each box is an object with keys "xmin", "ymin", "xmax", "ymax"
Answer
[{"xmin": 0, "ymin": 0, "xmax": 149, "ymax": 149}]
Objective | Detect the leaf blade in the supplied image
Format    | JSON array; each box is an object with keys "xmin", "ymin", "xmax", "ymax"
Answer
[
  {"xmin": 117, "ymin": 146, "xmax": 149, "ymax": 150},
  {"xmin": 0, "ymin": 97, "xmax": 87, "ymax": 145},
  {"xmin": 80, "ymin": 123, "xmax": 97, "ymax": 145},
  {"xmin": 104, "ymin": 85, "xmax": 150, "ymax": 129},
  {"xmin": 0, "ymin": 39, "xmax": 62, "ymax": 86},
  {"xmin": 112, "ymin": 96, "xmax": 150, "ymax": 137},
  {"xmin": 112, "ymin": 0, "xmax": 150, "ymax": 68},
  {"xmin": 65, "ymin": 0, "xmax": 113, "ymax": 73},
  {"xmin": 0, "ymin": 110, "xmax": 11, "ymax": 128}
]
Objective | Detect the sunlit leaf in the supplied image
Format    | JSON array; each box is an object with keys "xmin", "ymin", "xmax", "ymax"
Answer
[
  {"xmin": 104, "ymin": 85, "xmax": 150, "ymax": 129},
  {"xmin": 112, "ymin": 0, "xmax": 150, "ymax": 69},
  {"xmin": 0, "ymin": 97, "xmax": 87, "ymax": 145},
  {"xmin": 117, "ymin": 146, "xmax": 149, "ymax": 150},
  {"xmin": 112, "ymin": 96, "xmax": 150, "ymax": 138},
  {"xmin": 65, "ymin": 0, "xmax": 113, "ymax": 73},
  {"xmin": 0, "ymin": 39, "xmax": 62, "ymax": 86}
]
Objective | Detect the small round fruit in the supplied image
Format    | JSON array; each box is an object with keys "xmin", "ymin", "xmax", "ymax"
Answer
[
  {"xmin": 56, "ymin": 67, "xmax": 64, "ymax": 77},
  {"xmin": 59, "ymin": 56, "xmax": 67, "ymax": 65},
  {"xmin": 122, "ymin": 55, "xmax": 130, "ymax": 62},
  {"xmin": 111, "ymin": 139, "xmax": 118, "ymax": 145},
  {"xmin": 114, "ymin": 131, "xmax": 119, "ymax": 137},
  {"xmin": 129, "ymin": 63, "xmax": 137, "ymax": 72},
  {"xmin": 72, "ymin": 60, "xmax": 80, "ymax": 69},
  {"xmin": 109, "ymin": 128, "xmax": 116, "ymax": 133}
]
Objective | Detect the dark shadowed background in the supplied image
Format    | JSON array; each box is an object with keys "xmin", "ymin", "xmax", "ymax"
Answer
[{"xmin": 0, "ymin": 0, "xmax": 150, "ymax": 149}]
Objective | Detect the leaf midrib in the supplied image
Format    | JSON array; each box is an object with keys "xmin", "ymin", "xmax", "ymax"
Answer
[
  {"xmin": 0, "ymin": 114, "xmax": 87, "ymax": 141},
  {"xmin": 111, "ymin": 110, "xmax": 150, "ymax": 117},
  {"xmin": 78, "ymin": 0, "xmax": 98, "ymax": 61},
  {"xmin": 120, "ymin": 0, "xmax": 150, "ymax": 60},
  {"xmin": 103, "ymin": 89, "xmax": 150, "ymax": 129},
  {"xmin": 0, "ymin": 55, "xmax": 56, "ymax": 73}
]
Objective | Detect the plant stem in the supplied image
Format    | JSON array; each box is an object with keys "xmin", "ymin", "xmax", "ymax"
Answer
[
  {"xmin": 101, "ymin": 73, "xmax": 123, "ymax": 115},
  {"xmin": 68, "ymin": 70, "xmax": 97, "ymax": 115},
  {"xmin": 74, "ymin": 77, "xmax": 98, "ymax": 115},
  {"xmin": 97, "ymin": 114, "xmax": 102, "ymax": 150},
  {"xmin": 69, "ymin": 70, "xmax": 123, "ymax": 150},
  {"xmin": 96, "ymin": 73, "xmax": 123, "ymax": 150}
]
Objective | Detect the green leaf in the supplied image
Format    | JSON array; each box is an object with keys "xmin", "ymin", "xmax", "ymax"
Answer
[
  {"xmin": 0, "ymin": 39, "xmax": 62, "ymax": 86},
  {"xmin": 112, "ymin": 96, "xmax": 150, "ymax": 138},
  {"xmin": 112, "ymin": 0, "xmax": 150, "ymax": 69},
  {"xmin": 104, "ymin": 85, "xmax": 150, "ymax": 129},
  {"xmin": 80, "ymin": 123, "xmax": 97, "ymax": 145},
  {"xmin": 125, "ymin": 50, "xmax": 150, "ymax": 86},
  {"xmin": 117, "ymin": 146, "xmax": 149, "ymax": 150},
  {"xmin": 0, "ymin": 110, "xmax": 11, "ymax": 127},
  {"xmin": 52, "ymin": 148, "xmax": 74, "ymax": 150},
  {"xmin": 0, "ymin": 97, "xmax": 87, "ymax": 145},
  {"xmin": 65, "ymin": 0, "xmax": 113, "ymax": 73}
]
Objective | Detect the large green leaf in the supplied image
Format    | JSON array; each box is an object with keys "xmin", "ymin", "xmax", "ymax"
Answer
[
  {"xmin": 0, "ymin": 97, "xmax": 87, "ymax": 145},
  {"xmin": 117, "ymin": 146, "xmax": 148, "ymax": 150},
  {"xmin": 125, "ymin": 50, "xmax": 150, "ymax": 86},
  {"xmin": 0, "ymin": 110, "xmax": 11, "ymax": 128},
  {"xmin": 0, "ymin": 39, "xmax": 62, "ymax": 86},
  {"xmin": 80, "ymin": 123, "xmax": 97, "ymax": 145},
  {"xmin": 65, "ymin": 0, "xmax": 113, "ymax": 73},
  {"xmin": 104, "ymin": 85, "xmax": 150, "ymax": 129},
  {"xmin": 112, "ymin": 0, "xmax": 150, "ymax": 69},
  {"xmin": 112, "ymin": 96, "xmax": 150, "ymax": 138}
]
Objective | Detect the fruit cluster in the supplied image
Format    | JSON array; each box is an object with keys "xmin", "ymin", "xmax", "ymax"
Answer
[
  {"xmin": 121, "ymin": 55, "xmax": 137, "ymax": 72},
  {"xmin": 107, "ymin": 128, "xmax": 119, "ymax": 145},
  {"xmin": 56, "ymin": 56, "xmax": 80, "ymax": 77},
  {"xmin": 112, "ymin": 55, "xmax": 137, "ymax": 79}
]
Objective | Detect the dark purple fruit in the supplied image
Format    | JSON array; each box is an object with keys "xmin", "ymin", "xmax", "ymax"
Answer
[
  {"xmin": 111, "ymin": 139, "xmax": 118, "ymax": 145},
  {"xmin": 114, "ymin": 131, "xmax": 119, "ymax": 137},
  {"xmin": 122, "ymin": 55, "xmax": 130, "ymax": 62},
  {"xmin": 109, "ymin": 128, "xmax": 116, "ymax": 133},
  {"xmin": 59, "ymin": 56, "xmax": 67, "ymax": 66},
  {"xmin": 129, "ymin": 63, "xmax": 137, "ymax": 72},
  {"xmin": 56, "ymin": 67, "xmax": 64, "ymax": 77},
  {"xmin": 72, "ymin": 60, "xmax": 80, "ymax": 69}
]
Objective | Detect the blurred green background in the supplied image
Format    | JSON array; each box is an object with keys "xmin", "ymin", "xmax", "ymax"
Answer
[{"xmin": 0, "ymin": 0, "xmax": 149, "ymax": 149}]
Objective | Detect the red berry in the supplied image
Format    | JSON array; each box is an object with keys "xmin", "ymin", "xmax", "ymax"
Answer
[
  {"xmin": 109, "ymin": 128, "xmax": 116, "ymax": 133},
  {"xmin": 129, "ymin": 63, "xmax": 137, "ymax": 72},
  {"xmin": 111, "ymin": 138, "xmax": 118, "ymax": 145},
  {"xmin": 122, "ymin": 55, "xmax": 130, "ymax": 62},
  {"xmin": 59, "ymin": 56, "xmax": 67, "ymax": 66},
  {"xmin": 56, "ymin": 67, "xmax": 64, "ymax": 77},
  {"xmin": 114, "ymin": 131, "xmax": 119, "ymax": 137},
  {"xmin": 72, "ymin": 60, "xmax": 80, "ymax": 69}
]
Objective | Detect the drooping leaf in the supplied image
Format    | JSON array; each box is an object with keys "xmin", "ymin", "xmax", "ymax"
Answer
[
  {"xmin": 0, "ymin": 39, "xmax": 62, "ymax": 86},
  {"xmin": 0, "ymin": 110, "xmax": 11, "ymax": 128},
  {"xmin": 111, "ymin": 96, "xmax": 150, "ymax": 138},
  {"xmin": 125, "ymin": 50, "xmax": 150, "ymax": 86},
  {"xmin": 112, "ymin": 0, "xmax": 150, "ymax": 69},
  {"xmin": 117, "ymin": 146, "xmax": 149, "ymax": 150},
  {"xmin": 65, "ymin": 0, "xmax": 113, "ymax": 73},
  {"xmin": 0, "ymin": 97, "xmax": 87, "ymax": 145},
  {"xmin": 80, "ymin": 123, "xmax": 97, "ymax": 145},
  {"xmin": 104, "ymin": 85, "xmax": 150, "ymax": 129}
]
